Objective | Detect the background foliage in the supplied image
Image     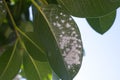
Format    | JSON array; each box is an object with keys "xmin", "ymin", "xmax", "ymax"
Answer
[{"xmin": 0, "ymin": 0, "xmax": 120, "ymax": 80}]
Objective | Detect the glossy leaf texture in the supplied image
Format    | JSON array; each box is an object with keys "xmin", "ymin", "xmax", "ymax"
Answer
[
  {"xmin": 86, "ymin": 10, "xmax": 116, "ymax": 34},
  {"xmin": 23, "ymin": 50, "xmax": 52, "ymax": 80},
  {"xmin": 18, "ymin": 21, "xmax": 47, "ymax": 61},
  {"xmin": 32, "ymin": 3, "xmax": 83, "ymax": 80},
  {"xmin": 57, "ymin": 0, "xmax": 120, "ymax": 17},
  {"xmin": 0, "ymin": 40, "xmax": 23, "ymax": 80}
]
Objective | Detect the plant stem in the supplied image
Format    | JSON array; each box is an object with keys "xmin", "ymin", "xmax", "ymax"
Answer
[
  {"xmin": 3, "ymin": 0, "xmax": 19, "ymax": 37},
  {"xmin": 3, "ymin": 0, "xmax": 46, "ymax": 55},
  {"xmin": 31, "ymin": 0, "xmax": 49, "ymax": 22}
]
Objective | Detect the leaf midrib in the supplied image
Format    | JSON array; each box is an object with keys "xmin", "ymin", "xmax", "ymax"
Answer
[{"xmin": 0, "ymin": 39, "xmax": 18, "ymax": 78}]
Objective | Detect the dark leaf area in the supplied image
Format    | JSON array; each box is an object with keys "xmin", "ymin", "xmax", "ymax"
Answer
[
  {"xmin": 7, "ymin": 0, "xmax": 31, "ymax": 23},
  {"xmin": 86, "ymin": 10, "xmax": 116, "ymax": 34},
  {"xmin": 46, "ymin": 0, "xmax": 58, "ymax": 4},
  {"xmin": 0, "ymin": 40, "xmax": 23, "ymax": 80},
  {"xmin": 18, "ymin": 20, "xmax": 47, "ymax": 62},
  {"xmin": 57, "ymin": 0, "xmax": 120, "ymax": 17},
  {"xmin": 0, "ymin": 23, "xmax": 16, "ymax": 47},
  {"xmin": 0, "ymin": 0, "xmax": 7, "ymax": 25}
]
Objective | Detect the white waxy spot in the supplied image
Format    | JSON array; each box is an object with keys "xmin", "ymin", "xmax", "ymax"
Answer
[
  {"xmin": 78, "ymin": 39, "xmax": 81, "ymax": 42},
  {"xmin": 53, "ymin": 22, "xmax": 56, "ymax": 26},
  {"xmin": 63, "ymin": 14, "xmax": 66, "ymax": 17},
  {"xmin": 73, "ymin": 70, "xmax": 76, "ymax": 72},
  {"xmin": 62, "ymin": 51, "xmax": 67, "ymax": 56},
  {"xmin": 59, "ymin": 35, "xmax": 63, "ymax": 37},
  {"xmin": 59, "ymin": 27, "xmax": 63, "ymax": 30},
  {"xmin": 61, "ymin": 20, "xmax": 65, "ymax": 23},
  {"xmin": 71, "ymin": 28, "xmax": 75, "ymax": 30},
  {"xmin": 69, "ymin": 18, "xmax": 72, "ymax": 21},
  {"xmin": 60, "ymin": 12, "xmax": 63, "ymax": 15},
  {"xmin": 59, "ymin": 36, "xmax": 73, "ymax": 50},
  {"xmin": 72, "ymin": 40, "xmax": 77, "ymax": 44},
  {"xmin": 56, "ymin": 22, "xmax": 61, "ymax": 27},
  {"xmin": 71, "ymin": 31, "xmax": 76, "ymax": 36},
  {"xmin": 68, "ymin": 65, "xmax": 71, "ymax": 69},
  {"xmin": 75, "ymin": 34, "xmax": 78, "ymax": 37},
  {"xmin": 72, "ymin": 31, "xmax": 76, "ymax": 34},
  {"xmin": 78, "ymin": 45, "xmax": 82, "ymax": 48},
  {"xmin": 66, "ymin": 23, "xmax": 71, "ymax": 28},
  {"xmin": 55, "ymin": 16, "xmax": 59, "ymax": 19},
  {"xmin": 62, "ymin": 31, "xmax": 65, "ymax": 34},
  {"xmin": 66, "ymin": 48, "xmax": 70, "ymax": 52}
]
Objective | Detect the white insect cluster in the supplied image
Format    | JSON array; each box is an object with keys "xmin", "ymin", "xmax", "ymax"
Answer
[
  {"xmin": 58, "ymin": 17, "xmax": 82, "ymax": 69},
  {"xmin": 43, "ymin": 5, "xmax": 83, "ymax": 71}
]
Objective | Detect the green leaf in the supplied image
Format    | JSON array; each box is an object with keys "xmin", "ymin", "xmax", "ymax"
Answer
[
  {"xmin": 0, "ymin": 40, "xmax": 23, "ymax": 80},
  {"xmin": 35, "ymin": 0, "xmax": 57, "ymax": 4},
  {"xmin": 0, "ymin": 1, "xmax": 6, "ymax": 25},
  {"xmin": 86, "ymin": 10, "xmax": 116, "ymax": 34},
  {"xmin": 0, "ymin": 23, "xmax": 16, "ymax": 47},
  {"xmin": 32, "ymin": 3, "xmax": 83, "ymax": 80},
  {"xmin": 18, "ymin": 21, "xmax": 47, "ymax": 61},
  {"xmin": 57, "ymin": 0, "xmax": 120, "ymax": 17},
  {"xmin": 52, "ymin": 71, "xmax": 60, "ymax": 80},
  {"xmin": 8, "ymin": 0, "xmax": 31, "ymax": 21},
  {"xmin": 19, "ymin": 66, "xmax": 26, "ymax": 78},
  {"xmin": 34, "ymin": 61, "xmax": 52, "ymax": 80},
  {"xmin": 46, "ymin": 0, "xmax": 58, "ymax": 4},
  {"xmin": 20, "ymin": 21, "xmax": 34, "ymax": 33},
  {"xmin": 23, "ymin": 50, "xmax": 52, "ymax": 80}
]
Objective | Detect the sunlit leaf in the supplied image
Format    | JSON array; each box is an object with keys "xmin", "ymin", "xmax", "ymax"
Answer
[
  {"xmin": 32, "ymin": 3, "xmax": 83, "ymax": 80},
  {"xmin": 57, "ymin": 0, "xmax": 120, "ymax": 17},
  {"xmin": 0, "ymin": 40, "xmax": 23, "ymax": 80},
  {"xmin": 86, "ymin": 10, "xmax": 116, "ymax": 34},
  {"xmin": 23, "ymin": 50, "xmax": 52, "ymax": 80},
  {"xmin": 19, "ymin": 66, "xmax": 26, "ymax": 78}
]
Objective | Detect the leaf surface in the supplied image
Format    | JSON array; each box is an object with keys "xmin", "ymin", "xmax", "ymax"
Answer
[
  {"xmin": 86, "ymin": 10, "xmax": 116, "ymax": 34},
  {"xmin": 0, "ymin": 1, "xmax": 6, "ymax": 25},
  {"xmin": 52, "ymin": 71, "xmax": 60, "ymax": 80},
  {"xmin": 18, "ymin": 21, "xmax": 47, "ymax": 61},
  {"xmin": 46, "ymin": 0, "xmax": 58, "ymax": 4},
  {"xmin": 32, "ymin": 3, "xmax": 83, "ymax": 80},
  {"xmin": 23, "ymin": 50, "xmax": 52, "ymax": 80},
  {"xmin": 0, "ymin": 40, "xmax": 23, "ymax": 80},
  {"xmin": 57, "ymin": 0, "xmax": 120, "ymax": 17}
]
